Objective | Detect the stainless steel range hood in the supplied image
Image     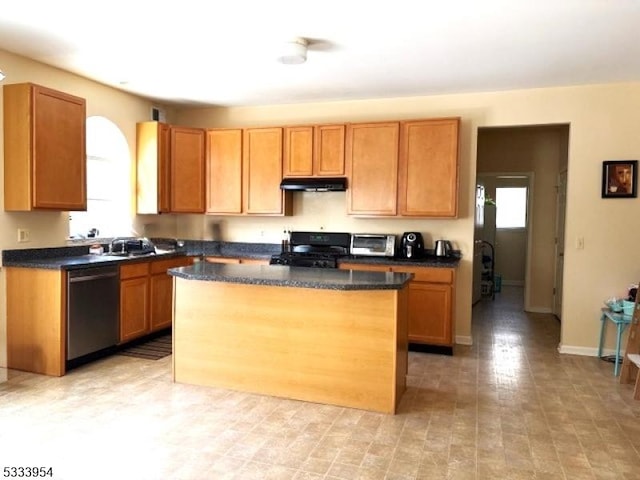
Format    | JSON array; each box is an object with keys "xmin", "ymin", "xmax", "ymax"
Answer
[{"xmin": 279, "ymin": 177, "xmax": 347, "ymax": 192}]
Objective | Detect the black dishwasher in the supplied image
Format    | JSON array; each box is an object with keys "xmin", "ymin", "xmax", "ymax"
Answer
[{"xmin": 67, "ymin": 265, "xmax": 119, "ymax": 363}]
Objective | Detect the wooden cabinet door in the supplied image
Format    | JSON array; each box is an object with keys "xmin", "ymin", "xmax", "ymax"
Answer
[
  {"xmin": 205, "ymin": 257, "xmax": 241, "ymax": 264},
  {"xmin": 314, "ymin": 124, "xmax": 345, "ymax": 176},
  {"xmin": 346, "ymin": 122, "xmax": 399, "ymax": 216},
  {"xmin": 205, "ymin": 257, "xmax": 268, "ymax": 265},
  {"xmin": 149, "ymin": 256, "xmax": 192, "ymax": 331},
  {"xmin": 338, "ymin": 262, "xmax": 391, "ymax": 273},
  {"xmin": 283, "ymin": 126, "xmax": 313, "ymax": 176},
  {"xmin": 32, "ymin": 85, "xmax": 87, "ymax": 210},
  {"xmin": 399, "ymin": 118, "xmax": 459, "ymax": 217},
  {"xmin": 206, "ymin": 129, "xmax": 243, "ymax": 214},
  {"xmin": 120, "ymin": 276, "xmax": 150, "ymax": 343},
  {"xmin": 158, "ymin": 123, "xmax": 171, "ymax": 213},
  {"xmin": 239, "ymin": 258, "xmax": 270, "ymax": 265},
  {"xmin": 170, "ymin": 126, "xmax": 205, "ymax": 213},
  {"xmin": 150, "ymin": 273, "xmax": 173, "ymax": 331},
  {"xmin": 4, "ymin": 83, "xmax": 87, "ymax": 211},
  {"xmin": 407, "ymin": 282, "xmax": 452, "ymax": 346},
  {"xmin": 136, "ymin": 121, "xmax": 170, "ymax": 214},
  {"xmin": 243, "ymin": 127, "xmax": 289, "ymax": 215}
]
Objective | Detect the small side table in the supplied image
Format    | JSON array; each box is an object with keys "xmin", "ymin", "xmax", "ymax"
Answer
[{"xmin": 598, "ymin": 308, "xmax": 633, "ymax": 376}]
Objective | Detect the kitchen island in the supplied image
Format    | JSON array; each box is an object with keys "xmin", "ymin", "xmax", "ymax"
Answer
[{"xmin": 169, "ymin": 262, "xmax": 412, "ymax": 414}]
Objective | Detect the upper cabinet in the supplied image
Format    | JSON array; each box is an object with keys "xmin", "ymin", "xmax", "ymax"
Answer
[
  {"xmin": 283, "ymin": 126, "xmax": 313, "ymax": 176},
  {"xmin": 347, "ymin": 117, "xmax": 460, "ymax": 218},
  {"xmin": 137, "ymin": 121, "xmax": 171, "ymax": 214},
  {"xmin": 283, "ymin": 124, "xmax": 345, "ymax": 177},
  {"xmin": 136, "ymin": 123, "xmax": 205, "ymax": 214},
  {"xmin": 243, "ymin": 127, "xmax": 292, "ymax": 215},
  {"xmin": 170, "ymin": 126, "xmax": 206, "ymax": 213},
  {"xmin": 206, "ymin": 129, "xmax": 243, "ymax": 214},
  {"xmin": 4, "ymin": 83, "xmax": 86, "ymax": 211},
  {"xmin": 206, "ymin": 128, "xmax": 291, "ymax": 216},
  {"xmin": 139, "ymin": 116, "xmax": 457, "ymax": 218},
  {"xmin": 346, "ymin": 122, "xmax": 400, "ymax": 216},
  {"xmin": 398, "ymin": 118, "xmax": 459, "ymax": 217}
]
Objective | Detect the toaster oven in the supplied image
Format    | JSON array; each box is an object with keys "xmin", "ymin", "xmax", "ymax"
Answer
[{"xmin": 350, "ymin": 234, "xmax": 396, "ymax": 257}]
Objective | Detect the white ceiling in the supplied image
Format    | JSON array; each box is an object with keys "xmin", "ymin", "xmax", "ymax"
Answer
[{"xmin": 0, "ymin": 1, "xmax": 639, "ymax": 107}]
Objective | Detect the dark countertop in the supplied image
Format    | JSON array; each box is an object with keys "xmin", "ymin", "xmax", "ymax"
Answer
[
  {"xmin": 2, "ymin": 250, "xmax": 186, "ymax": 270},
  {"xmin": 338, "ymin": 254, "xmax": 461, "ymax": 268},
  {"xmin": 2, "ymin": 240, "xmax": 461, "ymax": 271},
  {"xmin": 169, "ymin": 262, "xmax": 413, "ymax": 291}
]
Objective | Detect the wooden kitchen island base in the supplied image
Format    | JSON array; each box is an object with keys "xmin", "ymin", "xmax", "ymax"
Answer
[{"xmin": 172, "ymin": 273, "xmax": 409, "ymax": 414}]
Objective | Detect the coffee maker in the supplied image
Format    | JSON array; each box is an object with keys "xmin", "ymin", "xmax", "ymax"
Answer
[{"xmin": 400, "ymin": 232, "xmax": 424, "ymax": 259}]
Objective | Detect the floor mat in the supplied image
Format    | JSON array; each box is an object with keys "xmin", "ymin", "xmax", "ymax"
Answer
[{"xmin": 117, "ymin": 334, "xmax": 172, "ymax": 360}]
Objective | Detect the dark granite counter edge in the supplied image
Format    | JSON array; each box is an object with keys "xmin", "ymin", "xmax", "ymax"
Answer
[
  {"xmin": 170, "ymin": 263, "xmax": 413, "ymax": 291},
  {"xmin": 170, "ymin": 269, "xmax": 410, "ymax": 291}
]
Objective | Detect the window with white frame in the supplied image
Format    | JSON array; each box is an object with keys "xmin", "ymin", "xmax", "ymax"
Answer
[
  {"xmin": 495, "ymin": 187, "xmax": 528, "ymax": 228},
  {"xmin": 69, "ymin": 116, "xmax": 132, "ymax": 239}
]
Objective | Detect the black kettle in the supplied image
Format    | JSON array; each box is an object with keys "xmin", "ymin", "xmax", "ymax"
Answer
[{"xmin": 401, "ymin": 232, "xmax": 424, "ymax": 259}]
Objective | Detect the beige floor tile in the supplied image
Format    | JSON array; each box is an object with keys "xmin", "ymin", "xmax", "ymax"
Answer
[
  {"xmin": 325, "ymin": 462, "xmax": 361, "ymax": 479},
  {"xmin": 4, "ymin": 286, "xmax": 639, "ymax": 480},
  {"xmin": 300, "ymin": 457, "xmax": 332, "ymax": 475},
  {"xmin": 293, "ymin": 471, "xmax": 324, "ymax": 480},
  {"xmin": 361, "ymin": 452, "xmax": 392, "ymax": 470}
]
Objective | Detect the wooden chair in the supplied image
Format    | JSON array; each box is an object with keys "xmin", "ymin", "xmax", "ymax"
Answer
[{"xmin": 620, "ymin": 291, "xmax": 640, "ymax": 399}]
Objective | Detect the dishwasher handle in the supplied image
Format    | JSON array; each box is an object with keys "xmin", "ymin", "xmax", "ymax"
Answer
[{"xmin": 68, "ymin": 268, "xmax": 119, "ymax": 283}]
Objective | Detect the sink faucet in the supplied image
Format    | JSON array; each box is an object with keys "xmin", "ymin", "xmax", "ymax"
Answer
[{"xmin": 109, "ymin": 238, "xmax": 128, "ymax": 254}]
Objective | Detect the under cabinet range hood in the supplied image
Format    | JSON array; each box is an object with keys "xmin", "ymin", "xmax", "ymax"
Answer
[{"xmin": 279, "ymin": 177, "xmax": 347, "ymax": 192}]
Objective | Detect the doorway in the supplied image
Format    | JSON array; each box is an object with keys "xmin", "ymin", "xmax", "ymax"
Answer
[{"xmin": 475, "ymin": 124, "xmax": 569, "ymax": 314}]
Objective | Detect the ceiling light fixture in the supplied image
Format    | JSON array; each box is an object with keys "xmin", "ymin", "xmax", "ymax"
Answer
[
  {"xmin": 278, "ymin": 37, "xmax": 308, "ymax": 65},
  {"xmin": 0, "ymin": 69, "xmax": 5, "ymax": 81}
]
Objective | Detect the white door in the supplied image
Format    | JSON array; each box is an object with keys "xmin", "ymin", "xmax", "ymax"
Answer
[{"xmin": 553, "ymin": 171, "xmax": 567, "ymax": 320}]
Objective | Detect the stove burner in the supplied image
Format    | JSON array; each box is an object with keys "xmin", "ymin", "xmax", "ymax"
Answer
[{"xmin": 269, "ymin": 231, "xmax": 351, "ymax": 269}]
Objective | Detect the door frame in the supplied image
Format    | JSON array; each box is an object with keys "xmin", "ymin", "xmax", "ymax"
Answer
[{"xmin": 553, "ymin": 170, "xmax": 567, "ymax": 320}]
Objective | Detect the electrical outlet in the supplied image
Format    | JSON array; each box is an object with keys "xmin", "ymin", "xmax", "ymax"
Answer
[{"xmin": 17, "ymin": 228, "xmax": 30, "ymax": 243}]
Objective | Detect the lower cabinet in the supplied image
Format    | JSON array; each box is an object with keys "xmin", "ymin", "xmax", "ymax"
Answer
[
  {"xmin": 205, "ymin": 257, "xmax": 270, "ymax": 265},
  {"xmin": 6, "ymin": 267, "xmax": 66, "ymax": 376},
  {"xmin": 120, "ymin": 263, "xmax": 150, "ymax": 343},
  {"xmin": 339, "ymin": 262, "xmax": 455, "ymax": 347},
  {"xmin": 119, "ymin": 256, "xmax": 192, "ymax": 344}
]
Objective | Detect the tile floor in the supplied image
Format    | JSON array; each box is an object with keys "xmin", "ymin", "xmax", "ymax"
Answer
[{"xmin": 1, "ymin": 286, "xmax": 640, "ymax": 479}]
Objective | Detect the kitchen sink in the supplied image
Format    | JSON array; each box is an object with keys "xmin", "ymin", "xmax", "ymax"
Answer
[{"xmin": 100, "ymin": 248, "xmax": 178, "ymax": 259}]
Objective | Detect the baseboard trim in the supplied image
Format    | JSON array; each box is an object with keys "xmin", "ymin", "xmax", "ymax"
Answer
[
  {"xmin": 525, "ymin": 307, "xmax": 553, "ymax": 314},
  {"xmin": 558, "ymin": 344, "xmax": 620, "ymax": 357},
  {"xmin": 456, "ymin": 335, "xmax": 473, "ymax": 346}
]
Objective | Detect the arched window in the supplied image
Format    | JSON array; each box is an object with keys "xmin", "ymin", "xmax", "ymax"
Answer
[{"xmin": 69, "ymin": 116, "xmax": 132, "ymax": 238}]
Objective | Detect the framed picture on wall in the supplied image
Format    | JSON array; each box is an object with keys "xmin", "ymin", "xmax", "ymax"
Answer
[{"xmin": 602, "ymin": 160, "xmax": 638, "ymax": 198}]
